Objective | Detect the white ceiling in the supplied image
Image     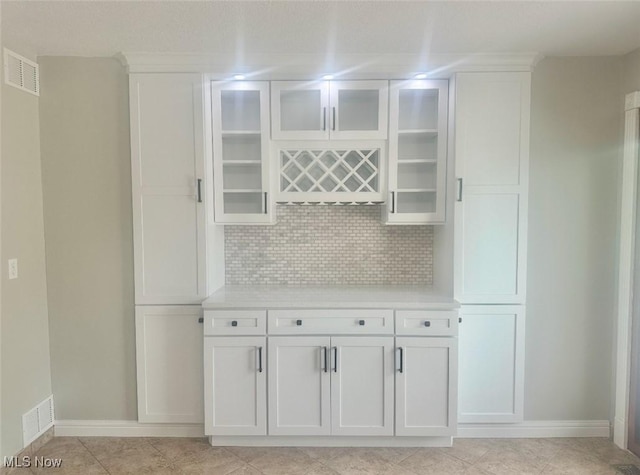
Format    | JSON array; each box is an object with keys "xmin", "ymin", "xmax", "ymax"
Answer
[{"xmin": 3, "ymin": 0, "xmax": 640, "ymax": 62}]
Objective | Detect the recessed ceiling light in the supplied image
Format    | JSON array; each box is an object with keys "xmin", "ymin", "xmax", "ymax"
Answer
[
  {"xmin": 414, "ymin": 73, "xmax": 428, "ymax": 79},
  {"xmin": 322, "ymin": 74, "xmax": 334, "ymax": 80},
  {"xmin": 233, "ymin": 74, "xmax": 246, "ymax": 80}
]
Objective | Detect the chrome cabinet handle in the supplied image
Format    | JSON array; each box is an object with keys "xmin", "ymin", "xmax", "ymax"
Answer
[
  {"xmin": 391, "ymin": 191, "xmax": 396, "ymax": 213},
  {"xmin": 197, "ymin": 179, "xmax": 203, "ymax": 203},
  {"xmin": 257, "ymin": 347, "xmax": 263, "ymax": 373},
  {"xmin": 397, "ymin": 347, "xmax": 404, "ymax": 373},
  {"xmin": 457, "ymin": 178, "xmax": 463, "ymax": 202},
  {"xmin": 333, "ymin": 346, "xmax": 338, "ymax": 373},
  {"xmin": 264, "ymin": 192, "xmax": 268, "ymax": 214},
  {"xmin": 323, "ymin": 107, "xmax": 327, "ymax": 131},
  {"xmin": 322, "ymin": 346, "xmax": 328, "ymax": 373},
  {"xmin": 332, "ymin": 107, "xmax": 336, "ymax": 131},
  {"xmin": 424, "ymin": 321, "xmax": 431, "ymax": 327}
]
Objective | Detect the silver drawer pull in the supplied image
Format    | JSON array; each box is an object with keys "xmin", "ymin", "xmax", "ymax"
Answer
[
  {"xmin": 231, "ymin": 320, "xmax": 238, "ymax": 327},
  {"xmin": 296, "ymin": 319, "xmax": 302, "ymax": 326},
  {"xmin": 358, "ymin": 320, "xmax": 365, "ymax": 326},
  {"xmin": 424, "ymin": 321, "xmax": 431, "ymax": 327}
]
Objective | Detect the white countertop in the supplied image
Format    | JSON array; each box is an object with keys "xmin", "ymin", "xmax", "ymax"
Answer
[{"xmin": 202, "ymin": 285, "xmax": 459, "ymax": 310}]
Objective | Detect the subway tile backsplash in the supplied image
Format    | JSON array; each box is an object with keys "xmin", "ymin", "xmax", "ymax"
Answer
[{"xmin": 224, "ymin": 205, "xmax": 433, "ymax": 285}]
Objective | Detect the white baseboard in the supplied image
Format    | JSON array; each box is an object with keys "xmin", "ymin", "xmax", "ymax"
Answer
[
  {"xmin": 613, "ymin": 416, "xmax": 627, "ymax": 448},
  {"xmin": 54, "ymin": 420, "xmax": 205, "ymax": 438},
  {"xmin": 55, "ymin": 419, "xmax": 610, "ymax": 439},
  {"xmin": 457, "ymin": 420, "xmax": 611, "ymax": 438}
]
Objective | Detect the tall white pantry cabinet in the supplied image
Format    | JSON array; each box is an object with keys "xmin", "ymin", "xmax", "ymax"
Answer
[
  {"xmin": 130, "ymin": 73, "xmax": 216, "ymax": 423},
  {"xmin": 454, "ymin": 72, "xmax": 530, "ymax": 423}
]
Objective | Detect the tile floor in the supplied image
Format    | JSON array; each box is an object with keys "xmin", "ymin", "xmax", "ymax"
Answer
[{"xmin": 2, "ymin": 436, "xmax": 640, "ymax": 474}]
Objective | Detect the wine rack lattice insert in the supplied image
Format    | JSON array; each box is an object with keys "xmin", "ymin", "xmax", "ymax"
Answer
[{"xmin": 280, "ymin": 149, "xmax": 381, "ymax": 196}]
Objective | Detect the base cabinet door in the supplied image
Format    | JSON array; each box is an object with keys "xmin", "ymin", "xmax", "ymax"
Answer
[
  {"xmin": 331, "ymin": 337, "xmax": 394, "ymax": 436},
  {"xmin": 204, "ymin": 336, "xmax": 266, "ymax": 435},
  {"xmin": 458, "ymin": 305, "xmax": 525, "ymax": 423},
  {"xmin": 136, "ymin": 306, "xmax": 204, "ymax": 423},
  {"xmin": 395, "ymin": 337, "xmax": 457, "ymax": 436},
  {"xmin": 268, "ymin": 337, "xmax": 331, "ymax": 435}
]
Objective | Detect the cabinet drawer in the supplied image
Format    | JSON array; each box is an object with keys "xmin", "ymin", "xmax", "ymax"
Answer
[
  {"xmin": 203, "ymin": 310, "xmax": 266, "ymax": 335},
  {"xmin": 268, "ymin": 309, "xmax": 393, "ymax": 335},
  {"xmin": 395, "ymin": 310, "xmax": 458, "ymax": 336}
]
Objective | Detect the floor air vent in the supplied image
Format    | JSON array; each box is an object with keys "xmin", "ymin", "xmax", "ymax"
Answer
[
  {"xmin": 22, "ymin": 395, "xmax": 54, "ymax": 446},
  {"xmin": 4, "ymin": 48, "xmax": 39, "ymax": 96},
  {"xmin": 613, "ymin": 465, "xmax": 640, "ymax": 475}
]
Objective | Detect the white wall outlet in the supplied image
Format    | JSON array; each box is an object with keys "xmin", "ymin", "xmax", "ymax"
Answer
[{"xmin": 8, "ymin": 258, "xmax": 18, "ymax": 280}]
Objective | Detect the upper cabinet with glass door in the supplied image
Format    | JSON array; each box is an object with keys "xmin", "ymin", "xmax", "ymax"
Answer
[
  {"xmin": 211, "ymin": 81, "xmax": 274, "ymax": 224},
  {"xmin": 385, "ymin": 80, "xmax": 448, "ymax": 224},
  {"xmin": 271, "ymin": 81, "xmax": 388, "ymax": 140}
]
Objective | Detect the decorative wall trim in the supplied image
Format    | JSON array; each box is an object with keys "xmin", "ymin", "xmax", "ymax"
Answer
[
  {"xmin": 116, "ymin": 52, "xmax": 543, "ymax": 76},
  {"xmin": 458, "ymin": 420, "xmax": 611, "ymax": 438},
  {"xmin": 614, "ymin": 92, "xmax": 640, "ymax": 450},
  {"xmin": 54, "ymin": 419, "xmax": 609, "ymax": 439},
  {"xmin": 54, "ymin": 420, "xmax": 205, "ymax": 438}
]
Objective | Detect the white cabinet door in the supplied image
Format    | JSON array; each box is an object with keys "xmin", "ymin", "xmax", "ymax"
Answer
[
  {"xmin": 458, "ymin": 305, "xmax": 525, "ymax": 423},
  {"xmin": 395, "ymin": 337, "xmax": 457, "ymax": 436},
  {"xmin": 204, "ymin": 336, "xmax": 266, "ymax": 435},
  {"xmin": 268, "ymin": 336, "xmax": 331, "ymax": 435},
  {"xmin": 329, "ymin": 81, "xmax": 388, "ymax": 140},
  {"xmin": 135, "ymin": 306, "xmax": 204, "ymax": 423},
  {"xmin": 386, "ymin": 80, "xmax": 448, "ymax": 224},
  {"xmin": 130, "ymin": 74, "xmax": 207, "ymax": 304},
  {"xmin": 331, "ymin": 337, "xmax": 394, "ymax": 436},
  {"xmin": 211, "ymin": 81, "xmax": 273, "ymax": 224},
  {"xmin": 272, "ymin": 80, "xmax": 388, "ymax": 140},
  {"xmin": 271, "ymin": 81, "xmax": 330, "ymax": 140},
  {"xmin": 454, "ymin": 72, "xmax": 530, "ymax": 304}
]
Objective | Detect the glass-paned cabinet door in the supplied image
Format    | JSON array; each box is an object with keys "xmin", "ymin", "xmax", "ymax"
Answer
[
  {"xmin": 329, "ymin": 80, "xmax": 388, "ymax": 140},
  {"xmin": 386, "ymin": 80, "xmax": 448, "ymax": 224},
  {"xmin": 211, "ymin": 81, "xmax": 273, "ymax": 224},
  {"xmin": 271, "ymin": 81, "xmax": 330, "ymax": 140}
]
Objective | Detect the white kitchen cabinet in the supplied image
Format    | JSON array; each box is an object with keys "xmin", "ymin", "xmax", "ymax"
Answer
[
  {"xmin": 268, "ymin": 337, "xmax": 331, "ymax": 436},
  {"xmin": 453, "ymin": 72, "xmax": 530, "ymax": 304},
  {"xmin": 458, "ymin": 305, "xmax": 525, "ymax": 423},
  {"xmin": 135, "ymin": 306, "xmax": 204, "ymax": 423},
  {"xmin": 331, "ymin": 337, "xmax": 394, "ymax": 436},
  {"xmin": 211, "ymin": 81, "xmax": 273, "ymax": 224},
  {"xmin": 271, "ymin": 80, "xmax": 388, "ymax": 140},
  {"xmin": 386, "ymin": 80, "xmax": 449, "ymax": 224},
  {"xmin": 204, "ymin": 336, "xmax": 267, "ymax": 435},
  {"xmin": 129, "ymin": 73, "xmax": 207, "ymax": 304},
  {"xmin": 268, "ymin": 336, "xmax": 393, "ymax": 436},
  {"xmin": 395, "ymin": 337, "xmax": 457, "ymax": 436}
]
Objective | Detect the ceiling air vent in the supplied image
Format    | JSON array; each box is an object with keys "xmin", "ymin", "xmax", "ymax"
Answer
[{"xmin": 4, "ymin": 48, "xmax": 39, "ymax": 96}]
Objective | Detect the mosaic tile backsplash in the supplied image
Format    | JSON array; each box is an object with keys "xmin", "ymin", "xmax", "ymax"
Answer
[{"xmin": 224, "ymin": 205, "xmax": 433, "ymax": 285}]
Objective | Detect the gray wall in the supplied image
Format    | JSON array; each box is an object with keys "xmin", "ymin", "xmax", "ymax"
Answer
[
  {"xmin": 35, "ymin": 56, "xmax": 626, "ymax": 423},
  {"xmin": 38, "ymin": 57, "xmax": 136, "ymax": 421},
  {"xmin": 1, "ymin": 55, "xmax": 52, "ymax": 457},
  {"xmin": 526, "ymin": 57, "xmax": 622, "ymax": 420},
  {"xmin": 623, "ymin": 47, "xmax": 640, "ymax": 94}
]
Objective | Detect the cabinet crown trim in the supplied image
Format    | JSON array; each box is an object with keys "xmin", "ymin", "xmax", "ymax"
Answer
[{"xmin": 117, "ymin": 52, "xmax": 543, "ymax": 75}]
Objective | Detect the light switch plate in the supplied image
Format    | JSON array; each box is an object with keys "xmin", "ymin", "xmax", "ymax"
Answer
[{"xmin": 8, "ymin": 258, "xmax": 18, "ymax": 279}]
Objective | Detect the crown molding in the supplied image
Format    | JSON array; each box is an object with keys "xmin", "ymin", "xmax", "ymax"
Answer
[{"xmin": 116, "ymin": 52, "xmax": 543, "ymax": 77}]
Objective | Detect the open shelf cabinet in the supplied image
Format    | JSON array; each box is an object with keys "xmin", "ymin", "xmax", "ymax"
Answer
[
  {"xmin": 211, "ymin": 81, "xmax": 273, "ymax": 223},
  {"xmin": 386, "ymin": 80, "xmax": 448, "ymax": 224}
]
